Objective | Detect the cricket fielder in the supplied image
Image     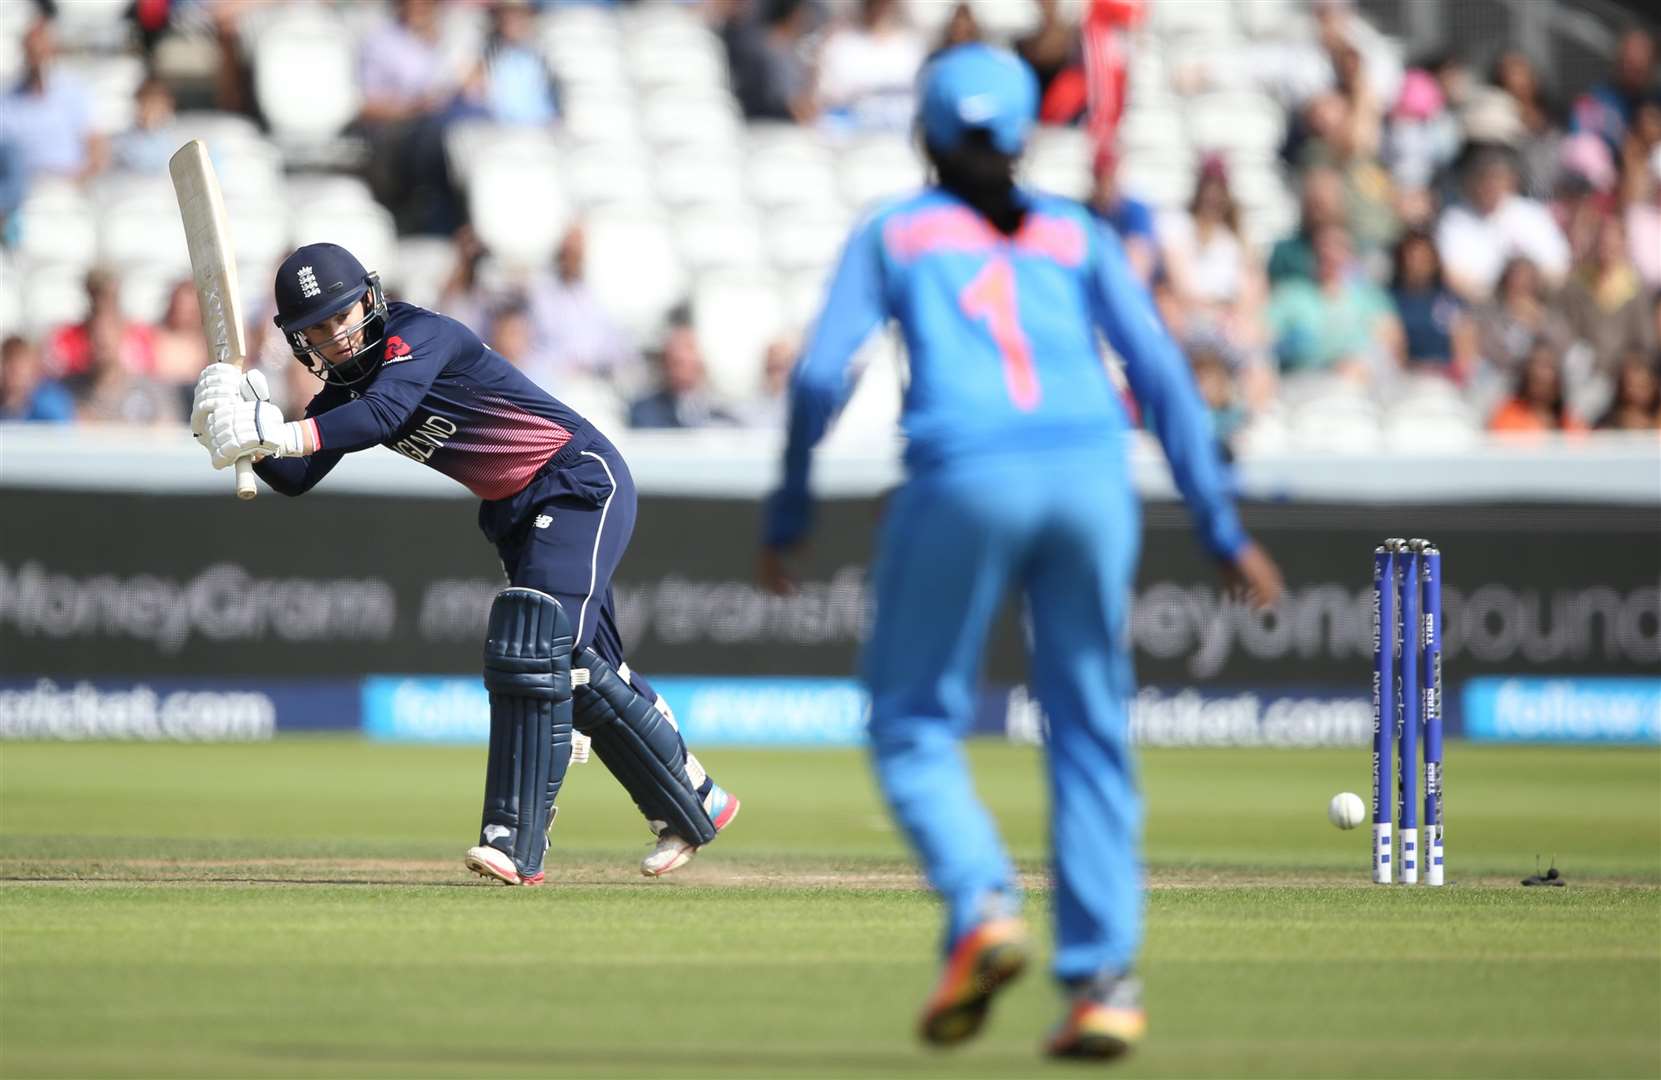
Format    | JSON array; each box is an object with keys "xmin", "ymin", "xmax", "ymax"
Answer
[
  {"xmin": 760, "ymin": 45, "xmax": 1282, "ymax": 1059},
  {"xmin": 192, "ymin": 242, "xmax": 739, "ymax": 884}
]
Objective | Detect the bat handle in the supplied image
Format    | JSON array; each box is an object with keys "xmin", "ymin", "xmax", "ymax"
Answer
[{"xmin": 234, "ymin": 457, "xmax": 257, "ymax": 500}]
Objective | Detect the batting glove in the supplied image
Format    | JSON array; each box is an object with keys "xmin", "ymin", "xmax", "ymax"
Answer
[{"xmin": 189, "ymin": 362, "xmax": 244, "ymax": 446}]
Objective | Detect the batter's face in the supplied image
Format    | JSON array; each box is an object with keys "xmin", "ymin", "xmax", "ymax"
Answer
[{"xmin": 303, "ymin": 298, "xmax": 368, "ymax": 365}]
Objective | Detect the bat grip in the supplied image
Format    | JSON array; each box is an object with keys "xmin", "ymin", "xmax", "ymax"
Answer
[{"xmin": 234, "ymin": 457, "xmax": 257, "ymax": 500}]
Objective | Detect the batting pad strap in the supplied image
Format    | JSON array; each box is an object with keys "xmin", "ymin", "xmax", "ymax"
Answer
[
  {"xmin": 480, "ymin": 588, "xmax": 575, "ymax": 877},
  {"xmin": 572, "ymin": 648, "xmax": 716, "ymax": 847}
]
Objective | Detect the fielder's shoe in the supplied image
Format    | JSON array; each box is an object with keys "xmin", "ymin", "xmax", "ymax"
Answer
[
  {"xmin": 640, "ymin": 783, "xmax": 741, "ymax": 877},
  {"xmin": 918, "ymin": 915, "xmax": 1031, "ymax": 1047},
  {"xmin": 1045, "ymin": 972, "xmax": 1146, "ymax": 1061},
  {"xmin": 464, "ymin": 845, "xmax": 544, "ymax": 887}
]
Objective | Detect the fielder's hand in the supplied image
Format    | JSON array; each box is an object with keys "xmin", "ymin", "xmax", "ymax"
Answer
[{"xmin": 1220, "ymin": 540, "xmax": 1285, "ymax": 610}]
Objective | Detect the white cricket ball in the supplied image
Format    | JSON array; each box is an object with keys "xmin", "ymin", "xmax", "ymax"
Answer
[{"xmin": 1328, "ymin": 792, "xmax": 1366, "ymax": 830}]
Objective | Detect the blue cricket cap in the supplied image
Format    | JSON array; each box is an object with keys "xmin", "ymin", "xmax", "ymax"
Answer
[{"xmin": 918, "ymin": 44, "xmax": 1039, "ymax": 157}]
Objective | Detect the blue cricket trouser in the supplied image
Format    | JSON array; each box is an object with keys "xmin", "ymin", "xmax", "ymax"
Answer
[
  {"xmin": 863, "ymin": 444, "xmax": 1144, "ymax": 983},
  {"xmin": 484, "ymin": 438, "xmax": 656, "ymax": 703}
]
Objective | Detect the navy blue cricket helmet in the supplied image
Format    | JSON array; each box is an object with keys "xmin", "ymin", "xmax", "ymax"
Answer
[{"xmin": 273, "ymin": 242, "xmax": 388, "ymax": 387}]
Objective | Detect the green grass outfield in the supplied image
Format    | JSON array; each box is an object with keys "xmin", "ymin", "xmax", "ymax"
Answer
[{"xmin": 2, "ymin": 739, "xmax": 1657, "ymax": 1079}]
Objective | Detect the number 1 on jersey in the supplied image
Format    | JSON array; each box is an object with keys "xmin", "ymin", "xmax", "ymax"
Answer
[{"xmin": 959, "ymin": 256, "xmax": 1041, "ymax": 411}]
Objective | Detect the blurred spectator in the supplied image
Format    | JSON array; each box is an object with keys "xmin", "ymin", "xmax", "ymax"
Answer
[
  {"xmin": 1560, "ymin": 215, "xmax": 1656, "ymax": 381},
  {"xmin": 1554, "ymin": 132, "xmax": 1619, "ymax": 264},
  {"xmin": 1186, "ymin": 339, "xmax": 1247, "ymax": 462},
  {"xmin": 1088, "ymin": 147, "xmax": 1156, "ymax": 285},
  {"xmin": 358, "ymin": 0, "xmax": 476, "ymax": 234},
  {"xmin": 436, "ymin": 224, "xmax": 494, "ymax": 336},
  {"xmin": 815, "ymin": 0, "xmax": 926, "ymax": 133},
  {"xmin": 1383, "ymin": 68, "xmax": 1461, "ymax": 198},
  {"xmin": 1572, "ymin": 28, "xmax": 1659, "ymax": 153},
  {"xmin": 0, "ymin": 141, "xmax": 25, "ymax": 236},
  {"xmin": 934, "ymin": 3, "xmax": 982, "ymax": 53},
  {"xmin": 486, "ymin": 298, "xmax": 536, "ymax": 369},
  {"xmin": 1594, "ymin": 350, "xmax": 1661, "ymax": 431},
  {"xmin": 1268, "ymin": 165, "xmax": 1346, "ymax": 284},
  {"xmin": 1625, "ymin": 144, "xmax": 1661, "ymax": 289},
  {"xmin": 1470, "ymin": 256, "xmax": 1579, "ymax": 413},
  {"xmin": 1491, "ymin": 50, "xmax": 1563, "ymax": 199},
  {"xmin": 1436, "ymin": 149, "xmax": 1570, "ymax": 300},
  {"xmin": 109, "ymin": 76, "xmax": 178, "ymax": 176},
  {"xmin": 45, "ymin": 270, "xmax": 155, "ymax": 380},
  {"xmin": 628, "ymin": 319, "xmax": 737, "ymax": 429},
  {"xmin": 1158, "ymin": 158, "xmax": 1265, "ymax": 351},
  {"xmin": 1487, "ymin": 340, "xmax": 1585, "ymax": 434},
  {"xmin": 63, "ymin": 312, "xmax": 175, "ymax": 424},
  {"xmin": 475, "ymin": 0, "xmax": 559, "ymax": 126},
  {"xmin": 150, "ymin": 281, "xmax": 210, "ymax": 389},
  {"xmin": 526, "ymin": 224, "xmax": 638, "ymax": 388},
  {"xmin": 727, "ymin": 0, "xmax": 817, "ymax": 125},
  {"xmin": 738, "ymin": 337, "xmax": 797, "ymax": 428},
  {"xmin": 1015, "ymin": 0, "xmax": 1078, "ymax": 101},
  {"xmin": 0, "ymin": 19, "xmax": 106, "ymax": 184},
  {"xmin": 1390, "ymin": 229, "xmax": 1475, "ymax": 380},
  {"xmin": 1296, "ymin": 91, "xmax": 1399, "ymax": 260},
  {"xmin": 1268, "ymin": 223, "xmax": 1399, "ymax": 384},
  {"xmin": 0, "ymin": 336, "xmax": 74, "ymax": 423}
]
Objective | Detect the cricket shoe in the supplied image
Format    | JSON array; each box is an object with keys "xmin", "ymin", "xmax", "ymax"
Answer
[
  {"xmin": 918, "ymin": 915, "xmax": 1031, "ymax": 1047},
  {"xmin": 464, "ymin": 845, "xmax": 544, "ymax": 887},
  {"xmin": 640, "ymin": 784, "xmax": 741, "ymax": 877},
  {"xmin": 1045, "ymin": 972, "xmax": 1146, "ymax": 1061}
]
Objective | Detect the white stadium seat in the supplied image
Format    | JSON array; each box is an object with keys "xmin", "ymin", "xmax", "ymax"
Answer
[
  {"xmin": 692, "ymin": 273, "xmax": 786, "ymax": 400},
  {"xmin": 675, "ymin": 206, "xmax": 768, "ymax": 272},
  {"xmin": 560, "ymin": 93, "xmax": 641, "ymax": 144},
  {"xmin": 583, "ymin": 210, "xmax": 686, "ymax": 340},
  {"xmin": 284, "ymin": 174, "xmax": 380, "ymax": 212},
  {"xmin": 389, "ymin": 236, "xmax": 459, "ymax": 310},
  {"xmin": 253, "ymin": 12, "xmax": 360, "ymax": 145},
  {"xmin": 59, "ymin": 55, "xmax": 144, "ymax": 137},
  {"xmin": 1151, "ymin": 0, "xmax": 1238, "ymax": 41},
  {"xmin": 748, "ymin": 141, "xmax": 843, "ymax": 210},
  {"xmin": 118, "ymin": 264, "xmax": 182, "ymax": 324},
  {"xmin": 655, "ymin": 147, "xmax": 748, "ymax": 207},
  {"xmin": 560, "ymin": 143, "xmax": 656, "ymax": 210},
  {"xmin": 468, "ymin": 146, "xmax": 570, "ymax": 270},
  {"xmin": 100, "ymin": 198, "xmax": 191, "ymax": 276},
  {"xmin": 0, "ymin": 254, "xmax": 19, "ymax": 337},
  {"xmin": 839, "ymin": 136, "xmax": 926, "ymax": 209},
  {"xmin": 223, "ymin": 199, "xmax": 292, "ymax": 271},
  {"xmin": 17, "ymin": 202, "xmax": 98, "ymax": 271},
  {"xmin": 765, "ymin": 209, "xmax": 853, "ymax": 275},
  {"xmin": 781, "ymin": 269, "xmax": 831, "ymax": 331},
  {"xmin": 289, "ymin": 203, "xmax": 397, "ymax": 283},
  {"xmin": 640, "ymin": 91, "xmax": 744, "ymax": 148},
  {"xmin": 21, "ymin": 266, "xmax": 91, "ymax": 337}
]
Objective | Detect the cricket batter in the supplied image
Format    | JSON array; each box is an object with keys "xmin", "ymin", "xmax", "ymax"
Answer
[
  {"xmin": 760, "ymin": 45, "xmax": 1282, "ymax": 1059},
  {"xmin": 191, "ymin": 243, "xmax": 739, "ymax": 885}
]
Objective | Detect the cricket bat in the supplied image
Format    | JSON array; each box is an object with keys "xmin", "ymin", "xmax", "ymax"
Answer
[{"xmin": 169, "ymin": 139, "xmax": 257, "ymax": 501}]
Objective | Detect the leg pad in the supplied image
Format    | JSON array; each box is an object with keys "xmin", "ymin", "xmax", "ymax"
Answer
[
  {"xmin": 479, "ymin": 588, "xmax": 574, "ymax": 877},
  {"xmin": 573, "ymin": 648, "xmax": 716, "ymax": 846}
]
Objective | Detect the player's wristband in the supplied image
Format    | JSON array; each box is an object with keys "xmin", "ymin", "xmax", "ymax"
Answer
[{"xmin": 282, "ymin": 418, "xmax": 322, "ymax": 457}]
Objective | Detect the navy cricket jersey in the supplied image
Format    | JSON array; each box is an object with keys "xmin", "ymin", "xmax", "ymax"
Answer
[{"xmin": 254, "ymin": 301, "xmax": 596, "ymax": 503}]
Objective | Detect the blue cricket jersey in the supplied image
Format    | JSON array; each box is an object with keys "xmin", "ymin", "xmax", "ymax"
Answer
[
  {"xmin": 254, "ymin": 301, "xmax": 598, "ymax": 503},
  {"xmin": 767, "ymin": 186, "xmax": 1246, "ymax": 561}
]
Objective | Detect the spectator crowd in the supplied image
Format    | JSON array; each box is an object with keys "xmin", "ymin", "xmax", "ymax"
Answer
[{"xmin": 3, "ymin": 0, "xmax": 1659, "ymax": 442}]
